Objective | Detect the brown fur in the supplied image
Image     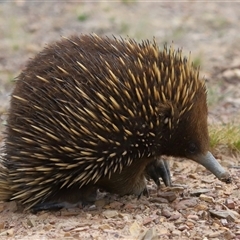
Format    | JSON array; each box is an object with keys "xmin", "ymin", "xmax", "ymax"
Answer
[{"xmin": 0, "ymin": 34, "xmax": 216, "ymax": 210}]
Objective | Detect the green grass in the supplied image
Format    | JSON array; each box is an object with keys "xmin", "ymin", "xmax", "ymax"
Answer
[
  {"xmin": 192, "ymin": 55, "xmax": 203, "ymax": 69},
  {"xmin": 207, "ymin": 82, "xmax": 226, "ymax": 108},
  {"xmin": 121, "ymin": 0, "xmax": 137, "ymax": 4},
  {"xmin": 209, "ymin": 123, "xmax": 240, "ymax": 155},
  {"xmin": 205, "ymin": 15, "xmax": 230, "ymax": 31},
  {"xmin": 77, "ymin": 13, "xmax": 89, "ymax": 22},
  {"xmin": 119, "ymin": 22, "xmax": 130, "ymax": 35}
]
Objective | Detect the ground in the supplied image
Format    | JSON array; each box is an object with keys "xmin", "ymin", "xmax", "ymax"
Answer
[{"xmin": 0, "ymin": 1, "xmax": 239, "ymax": 239}]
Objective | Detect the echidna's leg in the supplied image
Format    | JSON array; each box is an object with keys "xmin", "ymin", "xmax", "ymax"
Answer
[
  {"xmin": 145, "ymin": 157, "xmax": 172, "ymax": 187},
  {"xmin": 31, "ymin": 185, "xmax": 98, "ymax": 212},
  {"xmin": 31, "ymin": 202, "xmax": 68, "ymax": 213}
]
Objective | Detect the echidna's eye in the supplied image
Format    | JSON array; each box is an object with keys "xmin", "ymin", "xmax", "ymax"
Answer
[{"xmin": 187, "ymin": 142, "xmax": 197, "ymax": 154}]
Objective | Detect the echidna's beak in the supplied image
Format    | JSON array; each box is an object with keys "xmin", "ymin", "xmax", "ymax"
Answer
[{"xmin": 192, "ymin": 151, "xmax": 231, "ymax": 183}]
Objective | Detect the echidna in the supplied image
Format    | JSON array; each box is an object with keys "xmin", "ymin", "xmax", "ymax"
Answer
[{"xmin": 0, "ymin": 34, "xmax": 231, "ymax": 211}]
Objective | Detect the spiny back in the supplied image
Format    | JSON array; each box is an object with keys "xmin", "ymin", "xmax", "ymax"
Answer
[{"xmin": 2, "ymin": 34, "xmax": 206, "ymax": 207}]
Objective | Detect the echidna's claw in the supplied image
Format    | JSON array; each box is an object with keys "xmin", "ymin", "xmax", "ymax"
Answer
[{"xmin": 145, "ymin": 158, "xmax": 172, "ymax": 187}]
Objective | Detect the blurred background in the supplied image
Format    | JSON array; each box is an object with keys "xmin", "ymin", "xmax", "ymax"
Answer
[
  {"xmin": 0, "ymin": 3, "xmax": 239, "ymax": 239},
  {"xmin": 0, "ymin": 1, "xmax": 240, "ymax": 152}
]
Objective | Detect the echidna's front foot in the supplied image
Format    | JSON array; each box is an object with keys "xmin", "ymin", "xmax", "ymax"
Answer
[{"xmin": 145, "ymin": 157, "xmax": 172, "ymax": 187}]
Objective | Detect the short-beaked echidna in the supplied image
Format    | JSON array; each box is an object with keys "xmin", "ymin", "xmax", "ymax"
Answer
[{"xmin": 0, "ymin": 34, "xmax": 231, "ymax": 211}]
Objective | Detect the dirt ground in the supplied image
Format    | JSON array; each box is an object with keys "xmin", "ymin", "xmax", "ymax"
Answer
[{"xmin": 0, "ymin": 1, "xmax": 239, "ymax": 239}]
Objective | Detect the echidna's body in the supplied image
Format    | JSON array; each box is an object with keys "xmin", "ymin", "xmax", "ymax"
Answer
[{"xmin": 0, "ymin": 34, "xmax": 231, "ymax": 210}]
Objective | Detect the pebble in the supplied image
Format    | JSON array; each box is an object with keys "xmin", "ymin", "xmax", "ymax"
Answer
[
  {"xmin": 43, "ymin": 224, "xmax": 52, "ymax": 231},
  {"xmin": 199, "ymin": 194, "xmax": 215, "ymax": 203},
  {"xmin": 134, "ymin": 215, "xmax": 142, "ymax": 222},
  {"xmin": 178, "ymin": 224, "xmax": 189, "ymax": 231},
  {"xmin": 102, "ymin": 210, "xmax": 118, "ymax": 218},
  {"xmin": 172, "ymin": 229, "xmax": 182, "ymax": 236},
  {"xmin": 161, "ymin": 208, "xmax": 172, "ymax": 218},
  {"xmin": 150, "ymin": 197, "xmax": 168, "ymax": 204},
  {"xmin": 208, "ymin": 231, "xmax": 221, "ymax": 238},
  {"xmin": 63, "ymin": 232, "xmax": 71, "ymax": 237},
  {"xmin": 199, "ymin": 211, "xmax": 209, "ymax": 219},
  {"xmin": 220, "ymin": 218, "xmax": 228, "ymax": 226},
  {"xmin": 222, "ymin": 68, "xmax": 240, "ymax": 79},
  {"xmin": 195, "ymin": 203, "xmax": 208, "ymax": 211},
  {"xmin": 0, "ymin": 203, "xmax": 5, "ymax": 212},
  {"xmin": 185, "ymin": 221, "xmax": 195, "ymax": 229},
  {"xmin": 60, "ymin": 209, "xmax": 81, "ymax": 216},
  {"xmin": 158, "ymin": 227, "xmax": 169, "ymax": 235},
  {"xmin": 209, "ymin": 209, "xmax": 240, "ymax": 221},
  {"xmin": 168, "ymin": 212, "xmax": 181, "ymax": 221},
  {"xmin": 143, "ymin": 217, "xmax": 153, "ymax": 226},
  {"xmin": 99, "ymin": 224, "xmax": 111, "ymax": 231},
  {"xmin": 75, "ymin": 226, "xmax": 90, "ymax": 232},
  {"xmin": 141, "ymin": 228, "xmax": 156, "ymax": 240},
  {"xmin": 123, "ymin": 203, "xmax": 137, "ymax": 210},
  {"xmin": 0, "ymin": 222, "xmax": 5, "ymax": 230},
  {"xmin": 187, "ymin": 214, "xmax": 199, "ymax": 221},
  {"xmin": 224, "ymin": 229, "xmax": 236, "ymax": 239},
  {"xmin": 108, "ymin": 201, "xmax": 123, "ymax": 209},
  {"xmin": 62, "ymin": 226, "xmax": 76, "ymax": 232},
  {"xmin": 26, "ymin": 217, "xmax": 36, "ymax": 228},
  {"xmin": 129, "ymin": 221, "xmax": 141, "ymax": 237},
  {"xmin": 175, "ymin": 198, "xmax": 198, "ymax": 210},
  {"xmin": 225, "ymin": 199, "xmax": 235, "ymax": 209},
  {"xmin": 201, "ymin": 178, "xmax": 215, "ymax": 184},
  {"xmin": 157, "ymin": 192, "xmax": 177, "ymax": 202},
  {"xmin": 0, "ymin": 228, "xmax": 14, "ymax": 237},
  {"xmin": 190, "ymin": 188, "xmax": 211, "ymax": 197},
  {"xmin": 86, "ymin": 213, "xmax": 92, "ymax": 220}
]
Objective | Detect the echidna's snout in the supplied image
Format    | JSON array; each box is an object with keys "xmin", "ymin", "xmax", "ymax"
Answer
[{"xmin": 191, "ymin": 151, "xmax": 231, "ymax": 183}]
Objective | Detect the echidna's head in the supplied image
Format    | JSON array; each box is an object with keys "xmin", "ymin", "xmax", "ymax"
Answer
[
  {"xmin": 161, "ymin": 85, "xmax": 209, "ymax": 160},
  {"xmin": 153, "ymin": 47, "xmax": 230, "ymax": 183},
  {"xmin": 150, "ymin": 47, "xmax": 209, "ymax": 160}
]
